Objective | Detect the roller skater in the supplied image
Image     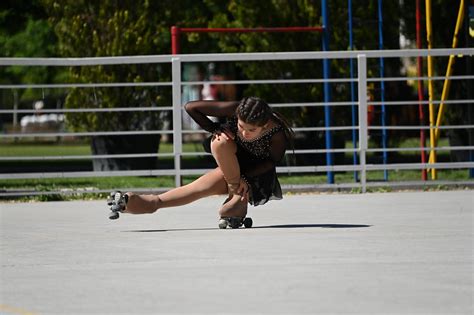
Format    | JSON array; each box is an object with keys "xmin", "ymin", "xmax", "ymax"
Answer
[{"xmin": 107, "ymin": 96, "xmax": 294, "ymax": 228}]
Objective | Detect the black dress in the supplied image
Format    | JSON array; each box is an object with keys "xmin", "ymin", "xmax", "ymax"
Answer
[
  {"xmin": 185, "ymin": 100, "xmax": 287, "ymax": 206},
  {"xmin": 206, "ymin": 116, "xmax": 284, "ymax": 206}
]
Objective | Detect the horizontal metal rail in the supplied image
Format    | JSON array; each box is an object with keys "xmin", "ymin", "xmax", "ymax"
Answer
[
  {"xmin": 2, "ymin": 146, "xmax": 472, "ymax": 162},
  {"xmin": 1, "ymin": 48, "xmax": 472, "ymax": 66},
  {"xmin": 369, "ymin": 99, "xmax": 473, "ymax": 106},
  {"xmin": 2, "ymin": 74, "xmax": 471, "ymax": 90},
  {"xmin": 367, "ymin": 146, "xmax": 474, "ymax": 153},
  {"xmin": 182, "ymin": 78, "xmax": 357, "ymax": 85},
  {"xmin": 2, "ymin": 124, "xmax": 472, "ymax": 139},
  {"xmin": 4, "ymin": 179, "xmax": 473, "ymax": 197},
  {"xmin": 0, "ymin": 130, "xmax": 171, "ymax": 139},
  {"xmin": 1, "ymin": 98, "xmax": 470, "ymax": 115},
  {"xmin": 1, "ymin": 162, "xmax": 472, "ymax": 180},
  {"xmin": 0, "ymin": 107, "xmax": 173, "ymax": 114},
  {"xmin": 367, "ymin": 74, "xmax": 474, "ymax": 82},
  {"xmin": 0, "ymin": 153, "xmax": 174, "ymax": 161},
  {"xmin": 0, "ymin": 82, "xmax": 172, "ymax": 89},
  {"xmin": 369, "ymin": 124, "xmax": 474, "ymax": 130}
]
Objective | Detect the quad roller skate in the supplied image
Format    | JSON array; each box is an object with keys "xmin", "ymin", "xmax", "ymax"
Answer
[
  {"xmin": 218, "ymin": 180, "xmax": 252, "ymax": 229},
  {"xmin": 218, "ymin": 217, "xmax": 253, "ymax": 229},
  {"xmin": 107, "ymin": 191, "xmax": 127, "ymax": 220}
]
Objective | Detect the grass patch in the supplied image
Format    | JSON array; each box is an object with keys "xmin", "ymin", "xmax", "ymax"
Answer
[
  {"xmin": 278, "ymin": 169, "xmax": 469, "ymax": 184},
  {"xmin": 0, "ymin": 141, "xmax": 205, "ymax": 156},
  {"xmin": 0, "ymin": 143, "xmax": 91, "ymax": 156}
]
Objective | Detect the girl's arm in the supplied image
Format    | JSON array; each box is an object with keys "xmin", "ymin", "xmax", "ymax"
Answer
[
  {"xmin": 184, "ymin": 100, "xmax": 239, "ymax": 133},
  {"xmin": 243, "ymin": 130, "xmax": 287, "ymax": 178}
]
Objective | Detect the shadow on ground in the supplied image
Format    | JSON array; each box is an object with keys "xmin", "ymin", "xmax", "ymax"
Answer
[{"xmin": 125, "ymin": 223, "xmax": 372, "ymax": 233}]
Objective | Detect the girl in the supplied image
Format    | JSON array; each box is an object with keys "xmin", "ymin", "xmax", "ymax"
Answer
[{"xmin": 107, "ymin": 96, "xmax": 294, "ymax": 228}]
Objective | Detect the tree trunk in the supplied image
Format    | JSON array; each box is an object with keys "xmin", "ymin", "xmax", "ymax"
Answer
[{"xmin": 91, "ymin": 135, "xmax": 161, "ymax": 171}]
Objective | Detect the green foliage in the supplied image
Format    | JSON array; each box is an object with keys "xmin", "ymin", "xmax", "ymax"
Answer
[
  {"xmin": 43, "ymin": 0, "xmax": 157, "ymax": 57},
  {"xmin": 0, "ymin": 19, "xmax": 56, "ymax": 60},
  {"xmin": 0, "ymin": 0, "xmax": 54, "ymax": 59},
  {"xmin": 3, "ymin": 0, "xmax": 468, "ymax": 132},
  {"xmin": 39, "ymin": 0, "xmax": 228, "ymax": 132},
  {"xmin": 0, "ymin": 1, "xmax": 63, "ymax": 102},
  {"xmin": 190, "ymin": 0, "xmax": 403, "ymax": 140},
  {"xmin": 40, "ymin": 0, "xmax": 172, "ymax": 131}
]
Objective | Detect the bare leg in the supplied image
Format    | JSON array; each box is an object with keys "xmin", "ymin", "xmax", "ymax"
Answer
[
  {"xmin": 125, "ymin": 168, "xmax": 228, "ymax": 214},
  {"xmin": 210, "ymin": 135, "xmax": 248, "ymax": 217},
  {"xmin": 210, "ymin": 134, "xmax": 240, "ymax": 184}
]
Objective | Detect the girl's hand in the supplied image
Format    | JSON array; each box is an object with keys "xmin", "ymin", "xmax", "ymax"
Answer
[
  {"xmin": 212, "ymin": 124, "xmax": 235, "ymax": 141},
  {"xmin": 221, "ymin": 126, "xmax": 235, "ymax": 140},
  {"xmin": 237, "ymin": 178, "xmax": 250, "ymax": 201}
]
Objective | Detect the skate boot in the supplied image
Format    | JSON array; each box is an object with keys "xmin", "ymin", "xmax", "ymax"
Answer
[
  {"xmin": 218, "ymin": 182, "xmax": 252, "ymax": 229},
  {"xmin": 107, "ymin": 191, "xmax": 128, "ymax": 220},
  {"xmin": 218, "ymin": 216, "xmax": 253, "ymax": 229}
]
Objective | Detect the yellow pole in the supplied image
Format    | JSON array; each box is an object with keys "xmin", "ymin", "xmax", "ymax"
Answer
[
  {"xmin": 425, "ymin": 0, "xmax": 437, "ymax": 179},
  {"xmin": 428, "ymin": 0, "xmax": 465, "ymax": 164}
]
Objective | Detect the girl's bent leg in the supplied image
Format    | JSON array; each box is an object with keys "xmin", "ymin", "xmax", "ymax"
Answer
[
  {"xmin": 210, "ymin": 135, "xmax": 248, "ymax": 216},
  {"xmin": 124, "ymin": 168, "xmax": 228, "ymax": 214},
  {"xmin": 210, "ymin": 135, "xmax": 240, "ymax": 184}
]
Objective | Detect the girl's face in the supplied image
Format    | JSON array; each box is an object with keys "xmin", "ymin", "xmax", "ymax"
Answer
[{"xmin": 237, "ymin": 119, "xmax": 267, "ymax": 141}]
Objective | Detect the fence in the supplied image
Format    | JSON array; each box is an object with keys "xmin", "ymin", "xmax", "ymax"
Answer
[{"xmin": 1, "ymin": 48, "xmax": 473, "ymax": 197}]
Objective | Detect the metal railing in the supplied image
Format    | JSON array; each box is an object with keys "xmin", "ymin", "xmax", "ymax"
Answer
[{"xmin": 1, "ymin": 48, "xmax": 473, "ymax": 196}]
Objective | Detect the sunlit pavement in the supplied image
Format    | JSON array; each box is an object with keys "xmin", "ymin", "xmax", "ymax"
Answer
[{"xmin": 1, "ymin": 190, "xmax": 473, "ymax": 314}]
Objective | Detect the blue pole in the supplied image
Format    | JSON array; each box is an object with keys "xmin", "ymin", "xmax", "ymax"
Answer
[
  {"xmin": 348, "ymin": 0, "xmax": 358, "ymax": 182},
  {"xmin": 468, "ymin": 5, "xmax": 474, "ymax": 178},
  {"xmin": 378, "ymin": 0, "xmax": 388, "ymax": 180},
  {"xmin": 322, "ymin": 0, "xmax": 334, "ymax": 184}
]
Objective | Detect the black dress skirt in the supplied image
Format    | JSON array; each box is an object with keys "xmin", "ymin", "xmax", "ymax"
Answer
[{"xmin": 203, "ymin": 116, "xmax": 284, "ymax": 206}]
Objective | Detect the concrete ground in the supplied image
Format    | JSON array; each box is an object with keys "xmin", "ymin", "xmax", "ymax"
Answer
[{"xmin": 0, "ymin": 190, "xmax": 473, "ymax": 315}]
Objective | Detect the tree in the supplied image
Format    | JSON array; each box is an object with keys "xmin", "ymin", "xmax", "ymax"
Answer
[
  {"xmin": 41, "ymin": 0, "xmax": 219, "ymax": 170},
  {"xmin": 9, "ymin": 0, "xmax": 462, "ymax": 169},
  {"xmin": 202, "ymin": 0, "xmax": 402, "ymax": 164},
  {"xmin": 0, "ymin": 0, "xmax": 62, "ymax": 115}
]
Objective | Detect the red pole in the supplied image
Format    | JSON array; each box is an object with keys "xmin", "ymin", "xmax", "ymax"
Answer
[
  {"xmin": 171, "ymin": 26, "xmax": 180, "ymax": 54},
  {"xmin": 178, "ymin": 26, "xmax": 324, "ymax": 33},
  {"xmin": 416, "ymin": 0, "xmax": 427, "ymax": 180}
]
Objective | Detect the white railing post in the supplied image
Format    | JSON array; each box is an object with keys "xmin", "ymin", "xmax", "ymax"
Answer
[
  {"xmin": 357, "ymin": 54, "xmax": 368, "ymax": 193},
  {"xmin": 172, "ymin": 57, "xmax": 182, "ymax": 187}
]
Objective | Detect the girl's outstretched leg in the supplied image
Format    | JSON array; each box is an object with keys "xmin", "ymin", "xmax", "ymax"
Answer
[{"xmin": 109, "ymin": 168, "xmax": 228, "ymax": 216}]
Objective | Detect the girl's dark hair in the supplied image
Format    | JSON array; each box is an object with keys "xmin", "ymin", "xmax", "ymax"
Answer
[{"xmin": 236, "ymin": 96, "xmax": 295, "ymax": 147}]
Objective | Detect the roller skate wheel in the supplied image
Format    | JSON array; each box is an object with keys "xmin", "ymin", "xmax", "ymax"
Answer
[
  {"xmin": 107, "ymin": 192, "xmax": 115, "ymax": 206},
  {"xmin": 243, "ymin": 217, "xmax": 253, "ymax": 228},
  {"xmin": 109, "ymin": 211, "xmax": 120, "ymax": 220},
  {"xmin": 229, "ymin": 218, "xmax": 241, "ymax": 229},
  {"xmin": 110, "ymin": 204, "xmax": 122, "ymax": 212},
  {"xmin": 218, "ymin": 219, "xmax": 228, "ymax": 229}
]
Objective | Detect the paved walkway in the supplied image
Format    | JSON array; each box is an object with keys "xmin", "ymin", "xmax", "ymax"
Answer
[{"xmin": 1, "ymin": 190, "xmax": 473, "ymax": 314}]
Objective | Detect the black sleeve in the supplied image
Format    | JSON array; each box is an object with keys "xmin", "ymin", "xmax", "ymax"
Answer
[
  {"xmin": 184, "ymin": 100, "xmax": 239, "ymax": 133},
  {"xmin": 243, "ymin": 130, "xmax": 287, "ymax": 178}
]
